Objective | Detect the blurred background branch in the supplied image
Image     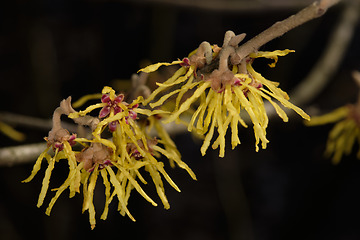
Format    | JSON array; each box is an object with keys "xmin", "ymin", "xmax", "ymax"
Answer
[
  {"xmin": 0, "ymin": 112, "xmax": 77, "ymax": 132},
  {"xmin": 0, "ymin": 142, "xmax": 47, "ymax": 167}
]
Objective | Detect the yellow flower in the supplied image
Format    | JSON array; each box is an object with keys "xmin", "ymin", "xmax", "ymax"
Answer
[
  {"xmin": 139, "ymin": 47, "xmax": 310, "ymax": 157},
  {"xmin": 305, "ymin": 105, "xmax": 360, "ymax": 164},
  {"xmin": 139, "ymin": 113, "xmax": 197, "ymax": 180},
  {"xmin": 73, "ymin": 87, "xmax": 196, "ymax": 211},
  {"xmin": 22, "ymin": 132, "xmax": 82, "ymax": 216},
  {"xmin": 24, "ymin": 86, "xmax": 196, "ymax": 229}
]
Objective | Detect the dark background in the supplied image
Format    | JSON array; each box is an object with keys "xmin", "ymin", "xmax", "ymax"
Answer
[{"xmin": 1, "ymin": 0, "xmax": 360, "ymax": 239}]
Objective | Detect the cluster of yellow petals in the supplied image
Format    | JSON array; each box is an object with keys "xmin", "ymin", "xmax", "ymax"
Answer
[
  {"xmin": 139, "ymin": 49, "xmax": 310, "ymax": 157},
  {"xmin": 23, "ymin": 43, "xmax": 313, "ymax": 229},
  {"xmin": 23, "ymin": 86, "xmax": 196, "ymax": 229},
  {"xmin": 22, "ymin": 140, "xmax": 82, "ymax": 215},
  {"xmin": 306, "ymin": 105, "xmax": 360, "ymax": 164}
]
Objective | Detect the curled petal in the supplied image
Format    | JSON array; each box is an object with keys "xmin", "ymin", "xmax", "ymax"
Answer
[
  {"xmin": 134, "ymin": 108, "xmax": 169, "ymax": 117},
  {"xmin": 22, "ymin": 146, "xmax": 52, "ymax": 183},
  {"xmin": 68, "ymin": 103, "xmax": 106, "ymax": 118},
  {"xmin": 0, "ymin": 121, "xmax": 26, "ymax": 142},
  {"xmin": 142, "ymin": 67, "xmax": 187, "ymax": 106},
  {"xmin": 102, "ymin": 86, "xmax": 116, "ymax": 100},
  {"xmin": 249, "ymin": 49, "xmax": 295, "ymax": 67},
  {"xmin": 305, "ymin": 106, "xmax": 348, "ymax": 126},
  {"xmin": 137, "ymin": 60, "xmax": 183, "ymax": 73},
  {"xmin": 72, "ymin": 93, "xmax": 102, "ymax": 108}
]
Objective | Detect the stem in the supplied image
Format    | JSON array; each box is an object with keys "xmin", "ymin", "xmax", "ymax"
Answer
[
  {"xmin": 223, "ymin": 30, "xmax": 235, "ymax": 47},
  {"xmin": 51, "ymin": 106, "xmax": 65, "ymax": 133},
  {"xmin": 219, "ymin": 46, "xmax": 235, "ymax": 72},
  {"xmin": 231, "ymin": 0, "xmax": 340, "ymax": 65},
  {"xmin": 193, "ymin": 41, "xmax": 213, "ymax": 65},
  {"xmin": 289, "ymin": 0, "xmax": 358, "ymax": 106},
  {"xmin": 51, "ymin": 96, "xmax": 78, "ymax": 132}
]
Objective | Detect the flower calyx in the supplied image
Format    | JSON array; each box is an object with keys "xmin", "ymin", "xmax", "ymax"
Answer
[
  {"xmin": 45, "ymin": 128, "xmax": 76, "ymax": 151},
  {"xmin": 208, "ymin": 69, "xmax": 240, "ymax": 93},
  {"xmin": 76, "ymin": 142, "xmax": 113, "ymax": 172},
  {"xmin": 126, "ymin": 138, "xmax": 158, "ymax": 160},
  {"xmin": 180, "ymin": 41, "xmax": 214, "ymax": 71}
]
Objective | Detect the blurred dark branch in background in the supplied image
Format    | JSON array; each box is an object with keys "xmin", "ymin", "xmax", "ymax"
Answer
[
  {"xmin": 0, "ymin": 143, "xmax": 47, "ymax": 167},
  {"xmin": 0, "ymin": 112, "xmax": 78, "ymax": 133}
]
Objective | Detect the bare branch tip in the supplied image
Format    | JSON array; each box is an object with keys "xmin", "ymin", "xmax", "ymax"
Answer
[
  {"xmin": 60, "ymin": 96, "xmax": 76, "ymax": 115},
  {"xmin": 318, "ymin": 0, "xmax": 341, "ymax": 12},
  {"xmin": 228, "ymin": 33, "xmax": 246, "ymax": 47},
  {"xmin": 198, "ymin": 41, "xmax": 213, "ymax": 64}
]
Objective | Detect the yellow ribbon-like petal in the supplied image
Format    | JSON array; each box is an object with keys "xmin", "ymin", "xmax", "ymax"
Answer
[
  {"xmin": 137, "ymin": 60, "xmax": 183, "ymax": 73},
  {"xmin": 305, "ymin": 106, "xmax": 348, "ymax": 126},
  {"xmin": 249, "ymin": 49, "xmax": 295, "ymax": 67},
  {"xmin": 72, "ymin": 93, "xmax": 102, "ymax": 108}
]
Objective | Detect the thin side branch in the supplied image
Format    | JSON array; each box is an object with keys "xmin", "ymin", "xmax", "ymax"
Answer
[
  {"xmin": 231, "ymin": 0, "xmax": 340, "ymax": 65},
  {"xmin": 289, "ymin": 0, "xmax": 359, "ymax": 106},
  {"xmin": 262, "ymin": 0, "xmax": 358, "ymax": 120}
]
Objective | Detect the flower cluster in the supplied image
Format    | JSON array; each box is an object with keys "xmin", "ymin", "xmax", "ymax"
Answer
[
  {"xmin": 306, "ymin": 105, "xmax": 360, "ymax": 164},
  {"xmin": 23, "ymin": 86, "xmax": 196, "ymax": 229},
  {"xmin": 306, "ymin": 71, "xmax": 360, "ymax": 164},
  {"xmin": 306, "ymin": 104, "xmax": 360, "ymax": 164},
  {"xmin": 20, "ymin": 0, "xmax": 341, "ymax": 228},
  {"xmin": 23, "ymin": 30, "xmax": 312, "ymax": 229},
  {"xmin": 139, "ymin": 31, "xmax": 310, "ymax": 157}
]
